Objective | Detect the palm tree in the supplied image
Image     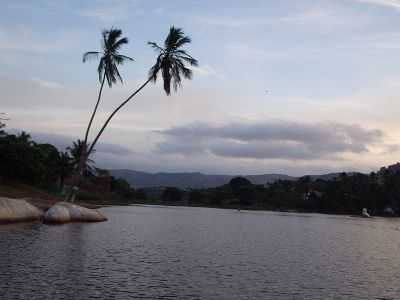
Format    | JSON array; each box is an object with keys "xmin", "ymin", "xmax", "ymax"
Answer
[
  {"xmin": 148, "ymin": 27, "xmax": 198, "ymax": 95},
  {"xmin": 17, "ymin": 131, "xmax": 34, "ymax": 146},
  {"xmin": 67, "ymin": 140, "xmax": 96, "ymax": 176},
  {"xmin": 82, "ymin": 28, "xmax": 133, "ymax": 165},
  {"xmin": 86, "ymin": 26, "xmax": 198, "ymax": 156}
]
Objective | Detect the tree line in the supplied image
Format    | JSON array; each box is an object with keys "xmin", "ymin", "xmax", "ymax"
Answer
[
  {"xmin": 0, "ymin": 121, "xmax": 138, "ymax": 203},
  {"xmin": 2, "ymin": 116, "xmax": 400, "ymax": 215},
  {"xmin": 149, "ymin": 169, "xmax": 400, "ymax": 216}
]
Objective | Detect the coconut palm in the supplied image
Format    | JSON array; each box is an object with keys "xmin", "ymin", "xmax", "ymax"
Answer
[
  {"xmin": 67, "ymin": 140, "xmax": 96, "ymax": 176},
  {"xmin": 87, "ymin": 26, "xmax": 198, "ymax": 156},
  {"xmin": 148, "ymin": 26, "xmax": 198, "ymax": 95},
  {"xmin": 82, "ymin": 28, "xmax": 133, "ymax": 159}
]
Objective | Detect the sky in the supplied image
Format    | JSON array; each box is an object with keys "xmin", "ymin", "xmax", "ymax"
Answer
[{"xmin": 2, "ymin": 0, "xmax": 400, "ymax": 175}]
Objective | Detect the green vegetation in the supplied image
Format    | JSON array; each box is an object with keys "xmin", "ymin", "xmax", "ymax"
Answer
[
  {"xmin": 2, "ymin": 117, "xmax": 400, "ymax": 215},
  {"xmin": 0, "ymin": 122, "xmax": 137, "ymax": 205},
  {"xmin": 133, "ymin": 171, "xmax": 400, "ymax": 216}
]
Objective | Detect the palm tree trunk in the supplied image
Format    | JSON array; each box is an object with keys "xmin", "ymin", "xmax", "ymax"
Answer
[
  {"xmin": 78, "ymin": 72, "xmax": 106, "ymax": 174},
  {"xmin": 68, "ymin": 74, "xmax": 106, "ymax": 202},
  {"xmin": 87, "ymin": 76, "xmax": 153, "ymax": 156},
  {"xmin": 85, "ymin": 72, "xmax": 107, "ymax": 146}
]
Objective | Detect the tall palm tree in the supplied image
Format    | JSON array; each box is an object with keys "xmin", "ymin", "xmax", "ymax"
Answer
[
  {"xmin": 82, "ymin": 28, "xmax": 133, "ymax": 163},
  {"xmin": 87, "ymin": 26, "xmax": 198, "ymax": 156}
]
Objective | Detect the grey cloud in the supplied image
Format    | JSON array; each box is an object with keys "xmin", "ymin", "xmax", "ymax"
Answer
[
  {"xmin": 157, "ymin": 137, "xmax": 205, "ymax": 155},
  {"xmin": 209, "ymin": 140, "xmax": 326, "ymax": 160},
  {"xmin": 10, "ymin": 129, "xmax": 133, "ymax": 156},
  {"xmin": 95, "ymin": 143, "xmax": 133, "ymax": 156},
  {"xmin": 156, "ymin": 120, "xmax": 385, "ymax": 160}
]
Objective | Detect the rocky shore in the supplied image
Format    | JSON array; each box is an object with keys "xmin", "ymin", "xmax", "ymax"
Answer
[
  {"xmin": 44, "ymin": 202, "xmax": 107, "ymax": 224},
  {"xmin": 0, "ymin": 197, "xmax": 107, "ymax": 224},
  {"xmin": 0, "ymin": 197, "xmax": 43, "ymax": 224}
]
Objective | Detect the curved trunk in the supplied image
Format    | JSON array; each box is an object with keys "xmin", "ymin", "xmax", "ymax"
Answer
[
  {"xmin": 69, "ymin": 74, "xmax": 106, "ymax": 202},
  {"xmin": 87, "ymin": 76, "xmax": 153, "ymax": 156},
  {"xmin": 85, "ymin": 72, "xmax": 107, "ymax": 146},
  {"xmin": 77, "ymin": 72, "xmax": 106, "ymax": 180}
]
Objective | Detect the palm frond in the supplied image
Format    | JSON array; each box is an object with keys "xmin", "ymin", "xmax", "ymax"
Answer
[
  {"xmin": 175, "ymin": 54, "xmax": 198, "ymax": 66},
  {"xmin": 84, "ymin": 27, "xmax": 132, "ymax": 88},
  {"xmin": 165, "ymin": 27, "xmax": 184, "ymax": 49},
  {"xmin": 147, "ymin": 26, "xmax": 198, "ymax": 95},
  {"xmin": 175, "ymin": 36, "xmax": 191, "ymax": 48},
  {"xmin": 112, "ymin": 62, "xmax": 123, "ymax": 84},
  {"xmin": 111, "ymin": 36, "xmax": 129, "ymax": 51},
  {"xmin": 83, "ymin": 51, "xmax": 100, "ymax": 62},
  {"xmin": 117, "ymin": 54, "xmax": 134, "ymax": 62},
  {"xmin": 97, "ymin": 57, "xmax": 105, "ymax": 83},
  {"xmin": 149, "ymin": 55, "xmax": 162, "ymax": 81},
  {"xmin": 107, "ymin": 28, "xmax": 122, "ymax": 46},
  {"xmin": 148, "ymin": 41, "xmax": 164, "ymax": 52}
]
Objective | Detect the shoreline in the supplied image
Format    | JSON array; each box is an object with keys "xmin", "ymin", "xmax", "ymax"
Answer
[
  {"xmin": 123, "ymin": 201, "xmax": 399, "ymax": 218},
  {"xmin": 1, "ymin": 183, "xmax": 398, "ymax": 219}
]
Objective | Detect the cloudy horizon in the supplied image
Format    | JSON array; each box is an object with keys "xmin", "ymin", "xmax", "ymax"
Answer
[{"xmin": 2, "ymin": 0, "xmax": 400, "ymax": 176}]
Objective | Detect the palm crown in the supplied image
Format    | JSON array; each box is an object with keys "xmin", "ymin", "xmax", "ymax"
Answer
[
  {"xmin": 83, "ymin": 28, "xmax": 134, "ymax": 87},
  {"xmin": 67, "ymin": 140, "xmax": 96, "ymax": 175},
  {"xmin": 148, "ymin": 26, "xmax": 198, "ymax": 95}
]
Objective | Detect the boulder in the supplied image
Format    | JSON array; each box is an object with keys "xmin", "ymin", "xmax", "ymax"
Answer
[
  {"xmin": 0, "ymin": 197, "xmax": 43, "ymax": 223},
  {"xmin": 44, "ymin": 202, "xmax": 107, "ymax": 224}
]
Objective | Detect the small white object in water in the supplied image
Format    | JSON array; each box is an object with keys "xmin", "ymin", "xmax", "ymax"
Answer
[{"xmin": 362, "ymin": 208, "xmax": 370, "ymax": 218}]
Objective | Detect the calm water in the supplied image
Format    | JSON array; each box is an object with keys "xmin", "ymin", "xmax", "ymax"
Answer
[{"xmin": 1, "ymin": 205, "xmax": 400, "ymax": 299}]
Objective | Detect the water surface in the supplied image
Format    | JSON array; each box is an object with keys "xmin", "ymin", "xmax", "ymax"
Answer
[{"xmin": 1, "ymin": 205, "xmax": 400, "ymax": 299}]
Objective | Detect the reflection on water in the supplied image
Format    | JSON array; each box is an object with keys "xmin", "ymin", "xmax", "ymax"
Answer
[{"xmin": 1, "ymin": 205, "xmax": 400, "ymax": 299}]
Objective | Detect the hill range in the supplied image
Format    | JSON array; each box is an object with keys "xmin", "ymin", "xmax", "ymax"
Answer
[{"xmin": 110, "ymin": 169, "xmax": 345, "ymax": 189}]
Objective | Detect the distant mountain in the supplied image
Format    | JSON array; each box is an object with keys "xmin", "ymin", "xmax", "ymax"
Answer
[
  {"xmin": 110, "ymin": 169, "xmax": 352, "ymax": 189},
  {"xmin": 110, "ymin": 169, "xmax": 296, "ymax": 189}
]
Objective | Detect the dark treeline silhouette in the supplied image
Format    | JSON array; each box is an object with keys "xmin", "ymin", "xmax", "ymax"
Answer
[
  {"xmin": 0, "ymin": 123, "xmax": 137, "ymax": 203},
  {"xmin": 3, "ymin": 118, "xmax": 400, "ymax": 215},
  {"xmin": 141, "ymin": 168, "xmax": 400, "ymax": 216}
]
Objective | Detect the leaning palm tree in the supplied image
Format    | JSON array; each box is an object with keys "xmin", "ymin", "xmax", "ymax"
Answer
[
  {"xmin": 82, "ymin": 28, "xmax": 133, "ymax": 166},
  {"xmin": 86, "ymin": 26, "xmax": 198, "ymax": 156}
]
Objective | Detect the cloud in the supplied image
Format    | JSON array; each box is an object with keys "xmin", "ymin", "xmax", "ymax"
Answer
[
  {"xmin": 31, "ymin": 78, "xmax": 64, "ymax": 89},
  {"xmin": 9, "ymin": 129, "xmax": 133, "ymax": 156},
  {"xmin": 78, "ymin": 0, "xmax": 141, "ymax": 22},
  {"xmin": 0, "ymin": 26, "xmax": 83, "ymax": 54},
  {"xmin": 191, "ymin": 65, "xmax": 226, "ymax": 80},
  {"xmin": 195, "ymin": 6, "xmax": 369, "ymax": 31},
  {"xmin": 153, "ymin": 7, "xmax": 164, "ymax": 15},
  {"xmin": 155, "ymin": 120, "xmax": 386, "ymax": 160},
  {"xmin": 353, "ymin": 0, "xmax": 400, "ymax": 9}
]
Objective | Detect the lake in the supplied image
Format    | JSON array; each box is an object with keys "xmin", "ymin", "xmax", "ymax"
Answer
[{"xmin": 1, "ymin": 205, "xmax": 400, "ymax": 299}]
